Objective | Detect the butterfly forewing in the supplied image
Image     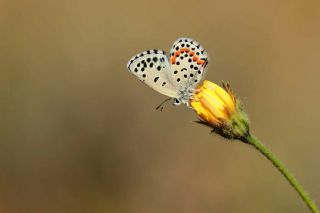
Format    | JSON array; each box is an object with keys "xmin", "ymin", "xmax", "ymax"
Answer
[
  {"xmin": 127, "ymin": 50, "xmax": 179, "ymax": 98},
  {"xmin": 168, "ymin": 38, "xmax": 208, "ymax": 91}
]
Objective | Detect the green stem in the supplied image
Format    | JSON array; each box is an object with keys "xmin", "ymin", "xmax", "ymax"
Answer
[{"xmin": 243, "ymin": 134, "xmax": 319, "ymax": 213}]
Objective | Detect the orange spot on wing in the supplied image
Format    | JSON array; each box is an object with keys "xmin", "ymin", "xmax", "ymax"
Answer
[
  {"xmin": 189, "ymin": 52, "xmax": 195, "ymax": 56},
  {"xmin": 170, "ymin": 56, "xmax": 176, "ymax": 64},
  {"xmin": 193, "ymin": 56, "xmax": 199, "ymax": 61},
  {"xmin": 197, "ymin": 60, "xmax": 205, "ymax": 65}
]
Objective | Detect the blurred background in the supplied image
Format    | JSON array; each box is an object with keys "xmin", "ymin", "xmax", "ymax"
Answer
[{"xmin": 1, "ymin": 0, "xmax": 320, "ymax": 212}]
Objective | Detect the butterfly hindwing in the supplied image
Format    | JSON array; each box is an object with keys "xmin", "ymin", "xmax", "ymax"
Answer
[
  {"xmin": 127, "ymin": 50, "xmax": 179, "ymax": 98},
  {"xmin": 168, "ymin": 38, "xmax": 208, "ymax": 91}
]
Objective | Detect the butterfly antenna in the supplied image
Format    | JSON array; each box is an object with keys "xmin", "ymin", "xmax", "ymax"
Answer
[{"xmin": 155, "ymin": 98, "xmax": 172, "ymax": 111}]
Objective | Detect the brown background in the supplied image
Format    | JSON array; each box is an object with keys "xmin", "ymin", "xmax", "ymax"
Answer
[{"xmin": 1, "ymin": 0, "xmax": 320, "ymax": 212}]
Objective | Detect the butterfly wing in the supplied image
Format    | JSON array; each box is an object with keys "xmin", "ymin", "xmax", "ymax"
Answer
[
  {"xmin": 168, "ymin": 38, "xmax": 209, "ymax": 91},
  {"xmin": 127, "ymin": 50, "xmax": 179, "ymax": 98}
]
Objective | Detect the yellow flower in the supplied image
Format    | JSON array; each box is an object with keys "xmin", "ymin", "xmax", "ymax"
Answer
[
  {"xmin": 190, "ymin": 80, "xmax": 235, "ymax": 126},
  {"xmin": 190, "ymin": 80, "xmax": 249, "ymax": 140}
]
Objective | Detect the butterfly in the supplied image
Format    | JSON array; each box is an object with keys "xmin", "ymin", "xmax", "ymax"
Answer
[{"xmin": 127, "ymin": 38, "xmax": 209, "ymax": 106}]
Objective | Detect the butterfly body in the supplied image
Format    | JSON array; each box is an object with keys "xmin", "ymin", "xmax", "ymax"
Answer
[{"xmin": 127, "ymin": 38, "xmax": 208, "ymax": 106}]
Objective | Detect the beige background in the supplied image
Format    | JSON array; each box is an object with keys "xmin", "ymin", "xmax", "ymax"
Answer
[{"xmin": 1, "ymin": 0, "xmax": 320, "ymax": 212}]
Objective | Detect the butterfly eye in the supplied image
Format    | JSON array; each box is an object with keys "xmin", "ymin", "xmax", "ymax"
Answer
[{"xmin": 174, "ymin": 99, "xmax": 181, "ymax": 106}]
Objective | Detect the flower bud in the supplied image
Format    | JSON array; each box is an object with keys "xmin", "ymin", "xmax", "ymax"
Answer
[{"xmin": 190, "ymin": 80, "xmax": 250, "ymax": 140}]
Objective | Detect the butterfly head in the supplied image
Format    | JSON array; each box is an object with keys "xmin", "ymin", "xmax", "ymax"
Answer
[{"xmin": 174, "ymin": 88, "xmax": 195, "ymax": 106}]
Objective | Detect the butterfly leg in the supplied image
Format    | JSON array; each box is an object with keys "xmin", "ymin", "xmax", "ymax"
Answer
[{"xmin": 155, "ymin": 97, "xmax": 172, "ymax": 111}]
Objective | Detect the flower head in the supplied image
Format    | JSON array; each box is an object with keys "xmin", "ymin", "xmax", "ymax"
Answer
[{"xmin": 190, "ymin": 80, "xmax": 250, "ymax": 140}]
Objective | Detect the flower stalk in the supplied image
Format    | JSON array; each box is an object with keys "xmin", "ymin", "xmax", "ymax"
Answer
[
  {"xmin": 243, "ymin": 134, "xmax": 319, "ymax": 213},
  {"xmin": 190, "ymin": 80, "xmax": 319, "ymax": 213}
]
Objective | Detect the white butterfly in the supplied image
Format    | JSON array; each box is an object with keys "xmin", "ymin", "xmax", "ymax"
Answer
[{"xmin": 127, "ymin": 38, "xmax": 209, "ymax": 106}]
